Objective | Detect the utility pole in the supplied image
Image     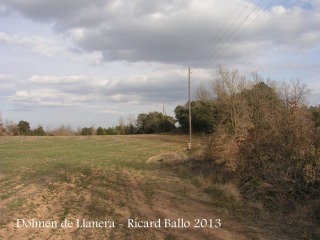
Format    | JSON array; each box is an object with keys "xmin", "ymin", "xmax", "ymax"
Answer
[
  {"xmin": 162, "ymin": 101, "xmax": 165, "ymax": 133},
  {"xmin": 188, "ymin": 67, "xmax": 192, "ymax": 150}
]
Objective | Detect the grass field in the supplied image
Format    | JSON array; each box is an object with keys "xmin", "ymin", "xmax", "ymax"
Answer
[{"xmin": 0, "ymin": 135, "xmax": 301, "ymax": 239}]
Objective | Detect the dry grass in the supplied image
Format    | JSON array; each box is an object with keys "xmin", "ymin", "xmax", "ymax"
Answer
[{"xmin": 162, "ymin": 146, "xmax": 320, "ymax": 240}]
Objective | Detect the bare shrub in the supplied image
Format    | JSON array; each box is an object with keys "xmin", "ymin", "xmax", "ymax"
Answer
[
  {"xmin": 201, "ymin": 67, "xmax": 319, "ymax": 211},
  {"xmin": 51, "ymin": 125, "xmax": 75, "ymax": 136},
  {"xmin": 0, "ymin": 113, "xmax": 6, "ymax": 136}
]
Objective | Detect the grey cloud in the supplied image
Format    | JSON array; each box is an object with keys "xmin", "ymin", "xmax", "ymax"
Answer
[
  {"xmin": 4, "ymin": 0, "xmax": 105, "ymax": 21},
  {"xmin": 3, "ymin": 0, "xmax": 320, "ymax": 66}
]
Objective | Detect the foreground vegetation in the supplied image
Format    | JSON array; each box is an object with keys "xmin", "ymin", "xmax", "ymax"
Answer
[{"xmin": 0, "ymin": 135, "xmax": 318, "ymax": 239}]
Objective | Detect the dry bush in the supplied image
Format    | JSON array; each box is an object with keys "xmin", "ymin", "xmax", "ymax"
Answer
[
  {"xmin": 201, "ymin": 67, "xmax": 319, "ymax": 215},
  {"xmin": 204, "ymin": 128, "xmax": 240, "ymax": 171},
  {"xmin": 51, "ymin": 125, "xmax": 75, "ymax": 136}
]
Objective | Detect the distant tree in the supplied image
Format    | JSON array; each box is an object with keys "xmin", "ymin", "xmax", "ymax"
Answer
[
  {"xmin": 144, "ymin": 112, "xmax": 162, "ymax": 133},
  {"xmin": 174, "ymin": 105, "xmax": 189, "ymax": 131},
  {"xmin": 52, "ymin": 125, "xmax": 75, "ymax": 136},
  {"xmin": 126, "ymin": 114, "xmax": 137, "ymax": 134},
  {"xmin": 175, "ymin": 101, "xmax": 219, "ymax": 133},
  {"xmin": 0, "ymin": 113, "xmax": 5, "ymax": 135},
  {"xmin": 18, "ymin": 120, "xmax": 31, "ymax": 135},
  {"xmin": 5, "ymin": 120, "xmax": 19, "ymax": 136},
  {"xmin": 117, "ymin": 117, "xmax": 126, "ymax": 135},
  {"xmin": 81, "ymin": 127, "xmax": 94, "ymax": 135},
  {"xmin": 125, "ymin": 124, "xmax": 136, "ymax": 134},
  {"xmin": 96, "ymin": 127, "xmax": 106, "ymax": 135},
  {"xmin": 136, "ymin": 114, "xmax": 148, "ymax": 133},
  {"xmin": 105, "ymin": 127, "xmax": 116, "ymax": 135},
  {"xmin": 162, "ymin": 115, "xmax": 176, "ymax": 132},
  {"xmin": 137, "ymin": 111, "xmax": 176, "ymax": 134},
  {"xmin": 33, "ymin": 125, "xmax": 46, "ymax": 136}
]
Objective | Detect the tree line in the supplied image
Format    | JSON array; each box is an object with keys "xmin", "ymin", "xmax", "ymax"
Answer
[{"xmin": 0, "ymin": 111, "xmax": 176, "ymax": 136}]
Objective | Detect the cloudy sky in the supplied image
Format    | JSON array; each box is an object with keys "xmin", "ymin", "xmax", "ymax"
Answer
[{"xmin": 0, "ymin": 0, "xmax": 319, "ymax": 129}]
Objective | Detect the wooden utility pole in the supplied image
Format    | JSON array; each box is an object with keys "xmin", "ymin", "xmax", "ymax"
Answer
[
  {"xmin": 162, "ymin": 101, "xmax": 165, "ymax": 133},
  {"xmin": 188, "ymin": 67, "xmax": 192, "ymax": 150}
]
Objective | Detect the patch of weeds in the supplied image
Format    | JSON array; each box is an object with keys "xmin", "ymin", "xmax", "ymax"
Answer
[
  {"xmin": 80, "ymin": 166, "xmax": 92, "ymax": 176},
  {"xmin": 58, "ymin": 173, "xmax": 72, "ymax": 183},
  {"xmin": 76, "ymin": 175, "xmax": 92, "ymax": 189},
  {"xmin": 0, "ymin": 193, "xmax": 11, "ymax": 200},
  {"xmin": 79, "ymin": 195, "xmax": 85, "ymax": 204},
  {"xmin": 108, "ymin": 231, "xmax": 116, "ymax": 240},
  {"xmin": 87, "ymin": 197, "xmax": 114, "ymax": 218},
  {"xmin": 119, "ymin": 201, "xmax": 126, "ymax": 208},
  {"xmin": 143, "ymin": 182, "xmax": 155, "ymax": 200},
  {"xmin": 26, "ymin": 202, "xmax": 37, "ymax": 215},
  {"xmin": 94, "ymin": 187, "xmax": 111, "ymax": 200},
  {"xmin": 7, "ymin": 198, "xmax": 24, "ymax": 210},
  {"xmin": 164, "ymin": 234, "xmax": 177, "ymax": 240},
  {"xmin": 59, "ymin": 207, "xmax": 70, "ymax": 222},
  {"xmin": 175, "ymin": 187, "xmax": 187, "ymax": 198}
]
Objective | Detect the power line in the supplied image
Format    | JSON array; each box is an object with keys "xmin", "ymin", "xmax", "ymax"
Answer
[
  {"xmin": 192, "ymin": 0, "xmax": 273, "ymax": 82},
  {"xmin": 210, "ymin": 0, "xmax": 276, "ymax": 68},
  {"xmin": 206, "ymin": 0, "xmax": 266, "ymax": 69},
  {"xmin": 193, "ymin": 0, "xmax": 255, "ymax": 77},
  {"xmin": 193, "ymin": 0, "xmax": 244, "ymax": 70}
]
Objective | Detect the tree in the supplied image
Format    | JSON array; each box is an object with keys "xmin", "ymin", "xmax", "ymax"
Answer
[
  {"xmin": 174, "ymin": 105, "xmax": 189, "ymax": 131},
  {"xmin": 175, "ymin": 101, "xmax": 219, "ymax": 133},
  {"xmin": 212, "ymin": 65, "xmax": 251, "ymax": 137},
  {"xmin": 136, "ymin": 112, "xmax": 175, "ymax": 134},
  {"xmin": 136, "ymin": 113, "xmax": 148, "ymax": 133},
  {"xmin": 242, "ymin": 80, "xmax": 283, "ymax": 135},
  {"xmin": 105, "ymin": 127, "xmax": 116, "ymax": 135},
  {"xmin": 18, "ymin": 120, "xmax": 31, "ymax": 135},
  {"xmin": 96, "ymin": 127, "xmax": 106, "ymax": 135},
  {"xmin": 52, "ymin": 125, "xmax": 74, "ymax": 136},
  {"xmin": 33, "ymin": 125, "xmax": 46, "ymax": 136},
  {"xmin": 0, "ymin": 113, "xmax": 5, "ymax": 136},
  {"xmin": 162, "ymin": 115, "xmax": 176, "ymax": 132},
  {"xmin": 117, "ymin": 117, "xmax": 126, "ymax": 135},
  {"xmin": 80, "ymin": 127, "xmax": 94, "ymax": 135},
  {"xmin": 125, "ymin": 114, "xmax": 137, "ymax": 134},
  {"xmin": 5, "ymin": 120, "xmax": 19, "ymax": 136},
  {"xmin": 309, "ymin": 105, "xmax": 320, "ymax": 129}
]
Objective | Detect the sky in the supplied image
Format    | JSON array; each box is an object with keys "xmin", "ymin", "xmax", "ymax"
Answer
[{"xmin": 0, "ymin": 0, "xmax": 319, "ymax": 129}]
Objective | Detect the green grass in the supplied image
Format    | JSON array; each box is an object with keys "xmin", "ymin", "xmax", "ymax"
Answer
[
  {"xmin": 0, "ymin": 135, "xmax": 186, "ymax": 182},
  {"xmin": 0, "ymin": 135, "xmax": 191, "ymax": 239}
]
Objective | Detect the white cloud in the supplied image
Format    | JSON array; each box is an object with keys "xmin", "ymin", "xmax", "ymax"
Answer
[
  {"xmin": 4, "ymin": 67, "xmax": 192, "ymax": 111},
  {"xmin": 0, "ymin": 31, "xmax": 103, "ymax": 66},
  {"xmin": 272, "ymin": 5, "xmax": 287, "ymax": 15},
  {"xmin": 0, "ymin": 31, "xmax": 59, "ymax": 56}
]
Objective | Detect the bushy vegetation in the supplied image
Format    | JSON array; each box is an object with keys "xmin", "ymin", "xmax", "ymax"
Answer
[{"xmin": 177, "ymin": 66, "xmax": 319, "ymax": 234}]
